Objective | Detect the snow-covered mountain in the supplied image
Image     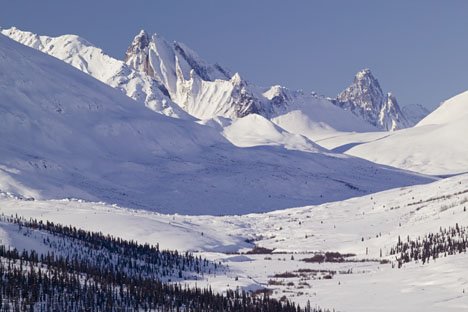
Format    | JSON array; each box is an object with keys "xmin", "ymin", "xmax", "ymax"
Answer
[
  {"xmin": 0, "ymin": 27, "xmax": 190, "ymax": 119},
  {"xmin": 335, "ymin": 69, "xmax": 410, "ymax": 130},
  {"xmin": 0, "ymin": 32, "xmax": 433, "ymax": 215},
  {"xmin": 2, "ymin": 27, "xmax": 410, "ymax": 135},
  {"xmin": 266, "ymin": 86, "xmax": 377, "ymax": 140},
  {"xmin": 124, "ymin": 30, "xmax": 274, "ymax": 120},
  {"xmin": 343, "ymin": 90, "xmax": 468, "ymax": 175},
  {"xmin": 123, "ymin": 30, "xmax": 406, "ymax": 131},
  {"xmin": 124, "ymin": 30, "xmax": 232, "ymax": 97}
]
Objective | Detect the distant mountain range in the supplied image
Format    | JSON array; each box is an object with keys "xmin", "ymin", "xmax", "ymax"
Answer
[{"xmin": 1, "ymin": 27, "xmax": 429, "ymax": 132}]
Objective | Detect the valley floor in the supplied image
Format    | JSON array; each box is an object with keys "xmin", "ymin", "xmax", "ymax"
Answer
[{"xmin": 1, "ymin": 173, "xmax": 468, "ymax": 311}]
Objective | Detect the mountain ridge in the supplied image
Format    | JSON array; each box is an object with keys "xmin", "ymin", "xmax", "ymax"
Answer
[{"xmin": 1, "ymin": 27, "xmax": 419, "ymax": 132}]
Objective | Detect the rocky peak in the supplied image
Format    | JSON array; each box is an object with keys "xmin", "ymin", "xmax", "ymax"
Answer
[
  {"xmin": 125, "ymin": 29, "xmax": 150, "ymax": 61},
  {"xmin": 379, "ymin": 92, "xmax": 409, "ymax": 131},
  {"xmin": 124, "ymin": 29, "xmax": 156, "ymax": 80},
  {"xmin": 335, "ymin": 69, "xmax": 409, "ymax": 130},
  {"xmin": 263, "ymin": 85, "xmax": 293, "ymax": 112},
  {"xmin": 337, "ymin": 68, "xmax": 385, "ymax": 112}
]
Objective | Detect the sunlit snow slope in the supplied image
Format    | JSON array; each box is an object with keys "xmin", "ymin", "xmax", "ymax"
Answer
[
  {"xmin": 0, "ymin": 27, "xmax": 189, "ymax": 118},
  {"xmin": 346, "ymin": 91, "xmax": 468, "ymax": 175},
  {"xmin": 0, "ymin": 34, "xmax": 433, "ymax": 214}
]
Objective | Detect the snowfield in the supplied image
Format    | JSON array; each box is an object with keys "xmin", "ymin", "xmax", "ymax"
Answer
[
  {"xmin": 345, "ymin": 91, "xmax": 468, "ymax": 175},
  {"xmin": 1, "ymin": 173, "xmax": 468, "ymax": 311}
]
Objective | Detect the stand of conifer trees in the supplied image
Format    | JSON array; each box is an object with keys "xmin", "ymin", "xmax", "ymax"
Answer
[
  {"xmin": 390, "ymin": 224, "xmax": 468, "ymax": 268},
  {"xmin": 0, "ymin": 215, "xmax": 329, "ymax": 311}
]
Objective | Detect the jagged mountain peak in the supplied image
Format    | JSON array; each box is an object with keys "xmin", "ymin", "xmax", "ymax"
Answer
[
  {"xmin": 355, "ymin": 68, "xmax": 376, "ymax": 81},
  {"xmin": 1, "ymin": 26, "xmax": 189, "ymax": 119},
  {"xmin": 124, "ymin": 29, "xmax": 232, "ymax": 98},
  {"xmin": 335, "ymin": 68, "xmax": 409, "ymax": 130},
  {"xmin": 130, "ymin": 29, "xmax": 150, "ymax": 51},
  {"xmin": 338, "ymin": 68, "xmax": 384, "ymax": 110},
  {"xmin": 230, "ymin": 72, "xmax": 243, "ymax": 85},
  {"xmin": 352, "ymin": 69, "xmax": 384, "ymax": 98}
]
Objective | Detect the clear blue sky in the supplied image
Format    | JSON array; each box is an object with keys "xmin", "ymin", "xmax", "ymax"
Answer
[{"xmin": 2, "ymin": 0, "xmax": 468, "ymax": 109}]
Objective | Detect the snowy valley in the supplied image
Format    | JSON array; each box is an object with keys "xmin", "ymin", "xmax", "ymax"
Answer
[{"xmin": 0, "ymin": 19, "xmax": 467, "ymax": 312}]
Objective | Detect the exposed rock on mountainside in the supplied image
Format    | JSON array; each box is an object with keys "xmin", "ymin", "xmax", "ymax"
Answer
[{"xmin": 335, "ymin": 68, "xmax": 409, "ymax": 130}]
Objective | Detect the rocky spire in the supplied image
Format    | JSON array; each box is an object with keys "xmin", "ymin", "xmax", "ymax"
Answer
[
  {"xmin": 124, "ymin": 29, "xmax": 156, "ymax": 80},
  {"xmin": 337, "ymin": 68, "xmax": 385, "ymax": 113},
  {"xmin": 335, "ymin": 68, "xmax": 409, "ymax": 130},
  {"xmin": 125, "ymin": 29, "xmax": 150, "ymax": 61}
]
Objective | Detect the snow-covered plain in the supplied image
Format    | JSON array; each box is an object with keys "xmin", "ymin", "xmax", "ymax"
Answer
[{"xmin": 1, "ymin": 173, "xmax": 468, "ymax": 311}]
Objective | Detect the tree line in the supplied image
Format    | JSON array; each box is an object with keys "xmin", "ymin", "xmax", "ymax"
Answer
[
  {"xmin": 390, "ymin": 223, "xmax": 467, "ymax": 268},
  {"xmin": 0, "ymin": 214, "xmax": 329, "ymax": 311}
]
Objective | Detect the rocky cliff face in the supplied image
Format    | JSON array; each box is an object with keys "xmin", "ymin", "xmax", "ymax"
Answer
[
  {"xmin": 124, "ymin": 30, "xmax": 230, "ymax": 95},
  {"xmin": 123, "ymin": 30, "xmax": 266, "ymax": 119},
  {"xmin": 335, "ymin": 69, "xmax": 409, "ymax": 130}
]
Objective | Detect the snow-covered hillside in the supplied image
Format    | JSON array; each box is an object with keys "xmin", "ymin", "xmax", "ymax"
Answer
[
  {"xmin": 2, "ymin": 173, "xmax": 468, "ymax": 311},
  {"xmin": 0, "ymin": 27, "xmax": 189, "ymax": 118},
  {"xmin": 344, "ymin": 90, "xmax": 468, "ymax": 175},
  {"xmin": 221, "ymin": 114, "xmax": 325, "ymax": 152},
  {"xmin": 0, "ymin": 33, "xmax": 433, "ymax": 215}
]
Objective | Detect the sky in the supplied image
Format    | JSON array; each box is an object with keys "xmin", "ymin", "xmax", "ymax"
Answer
[{"xmin": 1, "ymin": 0, "xmax": 468, "ymax": 109}]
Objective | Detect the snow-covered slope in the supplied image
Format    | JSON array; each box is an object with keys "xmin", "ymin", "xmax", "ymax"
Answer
[
  {"xmin": 335, "ymin": 69, "xmax": 409, "ymax": 130},
  {"xmin": 221, "ymin": 114, "xmax": 324, "ymax": 152},
  {"xmin": 266, "ymin": 86, "xmax": 377, "ymax": 141},
  {"xmin": 0, "ymin": 33, "xmax": 433, "ymax": 214},
  {"xmin": 416, "ymin": 90, "xmax": 468, "ymax": 126},
  {"xmin": 345, "ymin": 90, "xmax": 468, "ymax": 175},
  {"xmin": 0, "ymin": 27, "xmax": 190, "ymax": 119},
  {"xmin": 2, "ymin": 172, "xmax": 468, "ymax": 311}
]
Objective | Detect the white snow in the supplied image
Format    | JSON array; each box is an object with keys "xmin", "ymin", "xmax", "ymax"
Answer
[
  {"xmin": 222, "ymin": 114, "xmax": 324, "ymax": 153},
  {"xmin": 345, "ymin": 91, "xmax": 468, "ymax": 175},
  {"xmin": 0, "ymin": 33, "xmax": 433, "ymax": 215},
  {"xmin": 0, "ymin": 27, "xmax": 190, "ymax": 119},
  {"xmin": 1, "ymin": 23, "xmax": 467, "ymax": 312},
  {"xmin": 1, "ymin": 173, "xmax": 468, "ymax": 311}
]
